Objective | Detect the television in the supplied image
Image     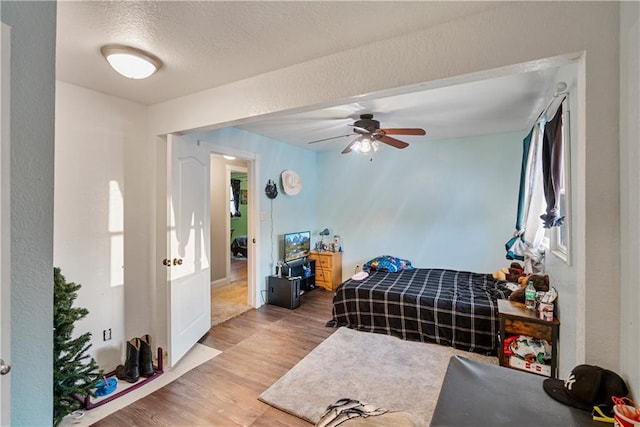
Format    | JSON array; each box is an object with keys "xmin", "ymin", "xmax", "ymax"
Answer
[{"xmin": 283, "ymin": 231, "xmax": 311, "ymax": 263}]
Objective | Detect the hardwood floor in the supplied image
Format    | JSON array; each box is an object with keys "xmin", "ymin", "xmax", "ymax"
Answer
[
  {"xmin": 94, "ymin": 287, "xmax": 335, "ymax": 426},
  {"xmin": 211, "ymin": 258, "xmax": 250, "ymax": 325}
]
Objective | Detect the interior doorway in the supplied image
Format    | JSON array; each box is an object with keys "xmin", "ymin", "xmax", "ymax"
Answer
[{"xmin": 209, "ymin": 154, "xmax": 252, "ymax": 326}]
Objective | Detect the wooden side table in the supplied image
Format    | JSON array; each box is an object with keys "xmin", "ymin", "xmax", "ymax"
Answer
[
  {"xmin": 498, "ymin": 299, "xmax": 560, "ymax": 378},
  {"xmin": 308, "ymin": 251, "xmax": 342, "ymax": 291}
]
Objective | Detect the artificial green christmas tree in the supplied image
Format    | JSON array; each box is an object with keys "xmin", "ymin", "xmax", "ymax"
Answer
[{"xmin": 53, "ymin": 267, "xmax": 103, "ymax": 426}]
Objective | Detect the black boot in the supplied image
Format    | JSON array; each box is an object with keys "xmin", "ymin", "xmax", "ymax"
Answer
[
  {"xmin": 139, "ymin": 334, "xmax": 154, "ymax": 377},
  {"xmin": 115, "ymin": 338, "xmax": 140, "ymax": 383}
]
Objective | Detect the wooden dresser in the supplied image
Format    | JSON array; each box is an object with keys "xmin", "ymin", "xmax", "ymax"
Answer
[{"xmin": 308, "ymin": 251, "xmax": 342, "ymax": 291}]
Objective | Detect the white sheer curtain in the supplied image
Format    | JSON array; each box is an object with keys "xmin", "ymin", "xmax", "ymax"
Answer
[
  {"xmin": 521, "ymin": 121, "xmax": 547, "ymax": 272},
  {"xmin": 506, "ymin": 120, "xmax": 547, "ymax": 273}
]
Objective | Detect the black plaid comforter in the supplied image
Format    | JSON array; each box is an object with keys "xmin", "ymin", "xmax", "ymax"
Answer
[{"xmin": 328, "ymin": 268, "xmax": 512, "ymax": 355}]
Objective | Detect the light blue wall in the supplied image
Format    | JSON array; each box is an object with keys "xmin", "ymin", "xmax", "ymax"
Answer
[
  {"xmin": 1, "ymin": 1, "xmax": 56, "ymax": 425},
  {"xmin": 187, "ymin": 128, "xmax": 522, "ymax": 285},
  {"xmin": 317, "ymin": 132, "xmax": 523, "ymax": 279},
  {"xmin": 185, "ymin": 127, "xmax": 318, "ymax": 295}
]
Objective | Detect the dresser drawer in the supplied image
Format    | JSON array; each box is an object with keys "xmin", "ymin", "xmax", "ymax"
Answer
[
  {"xmin": 315, "ymin": 255, "xmax": 333, "ymax": 269},
  {"xmin": 316, "ymin": 269, "xmax": 330, "ymax": 283},
  {"xmin": 503, "ymin": 318, "xmax": 553, "ymax": 342}
]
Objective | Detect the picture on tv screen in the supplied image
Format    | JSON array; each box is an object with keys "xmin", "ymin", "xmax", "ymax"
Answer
[{"xmin": 283, "ymin": 231, "xmax": 311, "ymax": 263}]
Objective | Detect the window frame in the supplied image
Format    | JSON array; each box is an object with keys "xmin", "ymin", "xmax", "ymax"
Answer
[{"xmin": 550, "ymin": 98, "xmax": 571, "ymax": 265}]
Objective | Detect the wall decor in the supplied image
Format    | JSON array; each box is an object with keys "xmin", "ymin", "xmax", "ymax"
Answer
[
  {"xmin": 265, "ymin": 179, "xmax": 278, "ymax": 199},
  {"xmin": 281, "ymin": 170, "xmax": 302, "ymax": 196}
]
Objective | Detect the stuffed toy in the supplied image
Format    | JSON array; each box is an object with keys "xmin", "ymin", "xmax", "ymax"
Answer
[
  {"xmin": 493, "ymin": 262, "xmax": 526, "ymax": 282},
  {"xmin": 509, "ymin": 274, "xmax": 550, "ymax": 303},
  {"xmin": 492, "ymin": 268, "xmax": 509, "ymax": 281}
]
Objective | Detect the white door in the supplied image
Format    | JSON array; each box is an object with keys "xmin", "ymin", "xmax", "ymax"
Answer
[
  {"xmin": 166, "ymin": 134, "xmax": 211, "ymax": 367},
  {"xmin": 0, "ymin": 22, "xmax": 11, "ymax": 425}
]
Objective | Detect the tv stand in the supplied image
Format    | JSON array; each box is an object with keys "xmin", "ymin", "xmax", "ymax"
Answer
[
  {"xmin": 267, "ymin": 276, "xmax": 300, "ymax": 309},
  {"xmin": 267, "ymin": 259, "xmax": 316, "ymax": 309},
  {"xmin": 281, "ymin": 258, "xmax": 315, "ymax": 293}
]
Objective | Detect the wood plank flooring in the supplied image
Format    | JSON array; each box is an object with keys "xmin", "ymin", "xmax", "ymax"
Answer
[
  {"xmin": 211, "ymin": 259, "xmax": 251, "ymax": 326},
  {"xmin": 93, "ymin": 287, "xmax": 335, "ymax": 426}
]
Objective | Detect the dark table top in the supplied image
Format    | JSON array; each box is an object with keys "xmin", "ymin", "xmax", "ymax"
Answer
[{"xmin": 430, "ymin": 356, "xmax": 599, "ymax": 426}]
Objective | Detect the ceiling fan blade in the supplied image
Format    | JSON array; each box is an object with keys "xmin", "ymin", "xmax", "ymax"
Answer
[
  {"xmin": 308, "ymin": 133, "xmax": 355, "ymax": 144},
  {"xmin": 381, "ymin": 128, "xmax": 426, "ymax": 136},
  {"xmin": 379, "ymin": 135, "xmax": 409, "ymax": 149},
  {"xmin": 349, "ymin": 125, "xmax": 371, "ymax": 135},
  {"xmin": 341, "ymin": 137, "xmax": 360, "ymax": 154}
]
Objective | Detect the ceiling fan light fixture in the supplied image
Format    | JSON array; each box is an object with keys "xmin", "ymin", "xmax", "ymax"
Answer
[
  {"xmin": 360, "ymin": 140, "xmax": 372, "ymax": 154},
  {"xmin": 352, "ymin": 138, "xmax": 362, "ymax": 153},
  {"xmin": 355, "ymin": 136, "xmax": 378, "ymax": 154},
  {"xmin": 100, "ymin": 44, "xmax": 162, "ymax": 79}
]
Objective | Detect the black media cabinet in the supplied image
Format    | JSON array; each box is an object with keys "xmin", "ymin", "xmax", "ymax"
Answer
[{"xmin": 267, "ymin": 258, "xmax": 315, "ymax": 309}]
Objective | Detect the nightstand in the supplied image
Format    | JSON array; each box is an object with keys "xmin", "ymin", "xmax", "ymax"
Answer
[
  {"xmin": 498, "ymin": 299, "xmax": 560, "ymax": 378},
  {"xmin": 308, "ymin": 251, "xmax": 342, "ymax": 291}
]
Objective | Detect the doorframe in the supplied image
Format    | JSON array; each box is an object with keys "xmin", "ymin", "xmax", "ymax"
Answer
[
  {"xmin": 208, "ymin": 144, "xmax": 259, "ymax": 308},
  {"xmin": 1, "ymin": 22, "xmax": 11, "ymax": 425},
  {"xmin": 226, "ymin": 164, "xmax": 247, "ymax": 280}
]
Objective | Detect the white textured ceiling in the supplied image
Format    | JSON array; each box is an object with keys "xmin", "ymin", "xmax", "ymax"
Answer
[
  {"xmin": 56, "ymin": 1, "xmax": 565, "ymax": 150},
  {"xmin": 238, "ymin": 68, "xmax": 561, "ymax": 151}
]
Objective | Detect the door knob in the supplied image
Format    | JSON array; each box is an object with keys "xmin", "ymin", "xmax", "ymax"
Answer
[
  {"xmin": 162, "ymin": 258, "xmax": 171, "ymax": 267},
  {"xmin": 0, "ymin": 359, "xmax": 10, "ymax": 375},
  {"xmin": 173, "ymin": 258, "xmax": 183, "ymax": 266}
]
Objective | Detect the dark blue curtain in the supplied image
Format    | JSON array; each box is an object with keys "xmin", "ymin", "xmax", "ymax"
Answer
[
  {"xmin": 539, "ymin": 106, "xmax": 565, "ymax": 228},
  {"xmin": 505, "ymin": 128, "xmax": 533, "ymax": 261}
]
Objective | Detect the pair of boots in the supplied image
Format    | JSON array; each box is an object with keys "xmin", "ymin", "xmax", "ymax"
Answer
[{"xmin": 115, "ymin": 334, "xmax": 154, "ymax": 383}]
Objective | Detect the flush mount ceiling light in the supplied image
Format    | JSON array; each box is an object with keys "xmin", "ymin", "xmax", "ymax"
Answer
[{"xmin": 100, "ymin": 44, "xmax": 162, "ymax": 79}]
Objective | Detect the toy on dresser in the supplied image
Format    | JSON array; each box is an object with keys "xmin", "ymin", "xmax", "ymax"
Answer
[
  {"xmin": 509, "ymin": 274, "xmax": 550, "ymax": 304},
  {"xmin": 492, "ymin": 262, "xmax": 527, "ymax": 283},
  {"xmin": 493, "ymin": 262, "xmax": 557, "ymax": 321}
]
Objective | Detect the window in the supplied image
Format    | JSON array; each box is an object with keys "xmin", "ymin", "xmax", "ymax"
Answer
[{"xmin": 550, "ymin": 99, "xmax": 571, "ymax": 264}]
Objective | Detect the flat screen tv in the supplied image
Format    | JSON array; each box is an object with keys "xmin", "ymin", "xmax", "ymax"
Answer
[{"xmin": 283, "ymin": 231, "xmax": 311, "ymax": 263}]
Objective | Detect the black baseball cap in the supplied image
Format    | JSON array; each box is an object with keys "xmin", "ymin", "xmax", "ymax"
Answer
[{"xmin": 543, "ymin": 365, "xmax": 628, "ymax": 411}]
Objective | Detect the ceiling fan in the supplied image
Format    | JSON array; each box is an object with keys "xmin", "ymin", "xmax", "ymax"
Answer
[{"xmin": 308, "ymin": 113, "xmax": 426, "ymax": 154}]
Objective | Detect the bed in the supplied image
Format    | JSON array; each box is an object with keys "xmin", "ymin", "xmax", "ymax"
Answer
[
  {"xmin": 327, "ymin": 267, "xmax": 512, "ymax": 355},
  {"xmin": 231, "ymin": 235, "xmax": 248, "ymax": 258}
]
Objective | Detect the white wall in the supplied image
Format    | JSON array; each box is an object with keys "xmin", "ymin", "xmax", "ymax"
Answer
[
  {"xmin": 1, "ymin": 2, "xmax": 56, "ymax": 425},
  {"xmin": 619, "ymin": 0, "xmax": 640, "ymax": 397},
  {"xmin": 317, "ymin": 132, "xmax": 521, "ymax": 277},
  {"xmin": 544, "ymin": 69, "xmax": 581, "ymax": 377},
  {"xmin": 54, "ymin": 82, "xmax": 149, "ymax": 370},
  {"xmin": 149, "ymin": 2, "xmax": 622, "ymax": 374},
  {"xmin": 210, "ymin": 154, "xmax": 228, "ymax": 284}
]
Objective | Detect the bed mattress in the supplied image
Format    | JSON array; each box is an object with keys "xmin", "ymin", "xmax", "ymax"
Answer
[{"xmin": 328, "ymin": 268, "xmax": 512, "ymax": 354}]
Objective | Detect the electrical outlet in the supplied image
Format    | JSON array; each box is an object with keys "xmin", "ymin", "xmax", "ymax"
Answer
[{"xmin": 103, "ymin": 328, "xmax": 111, "ymax": 341}]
